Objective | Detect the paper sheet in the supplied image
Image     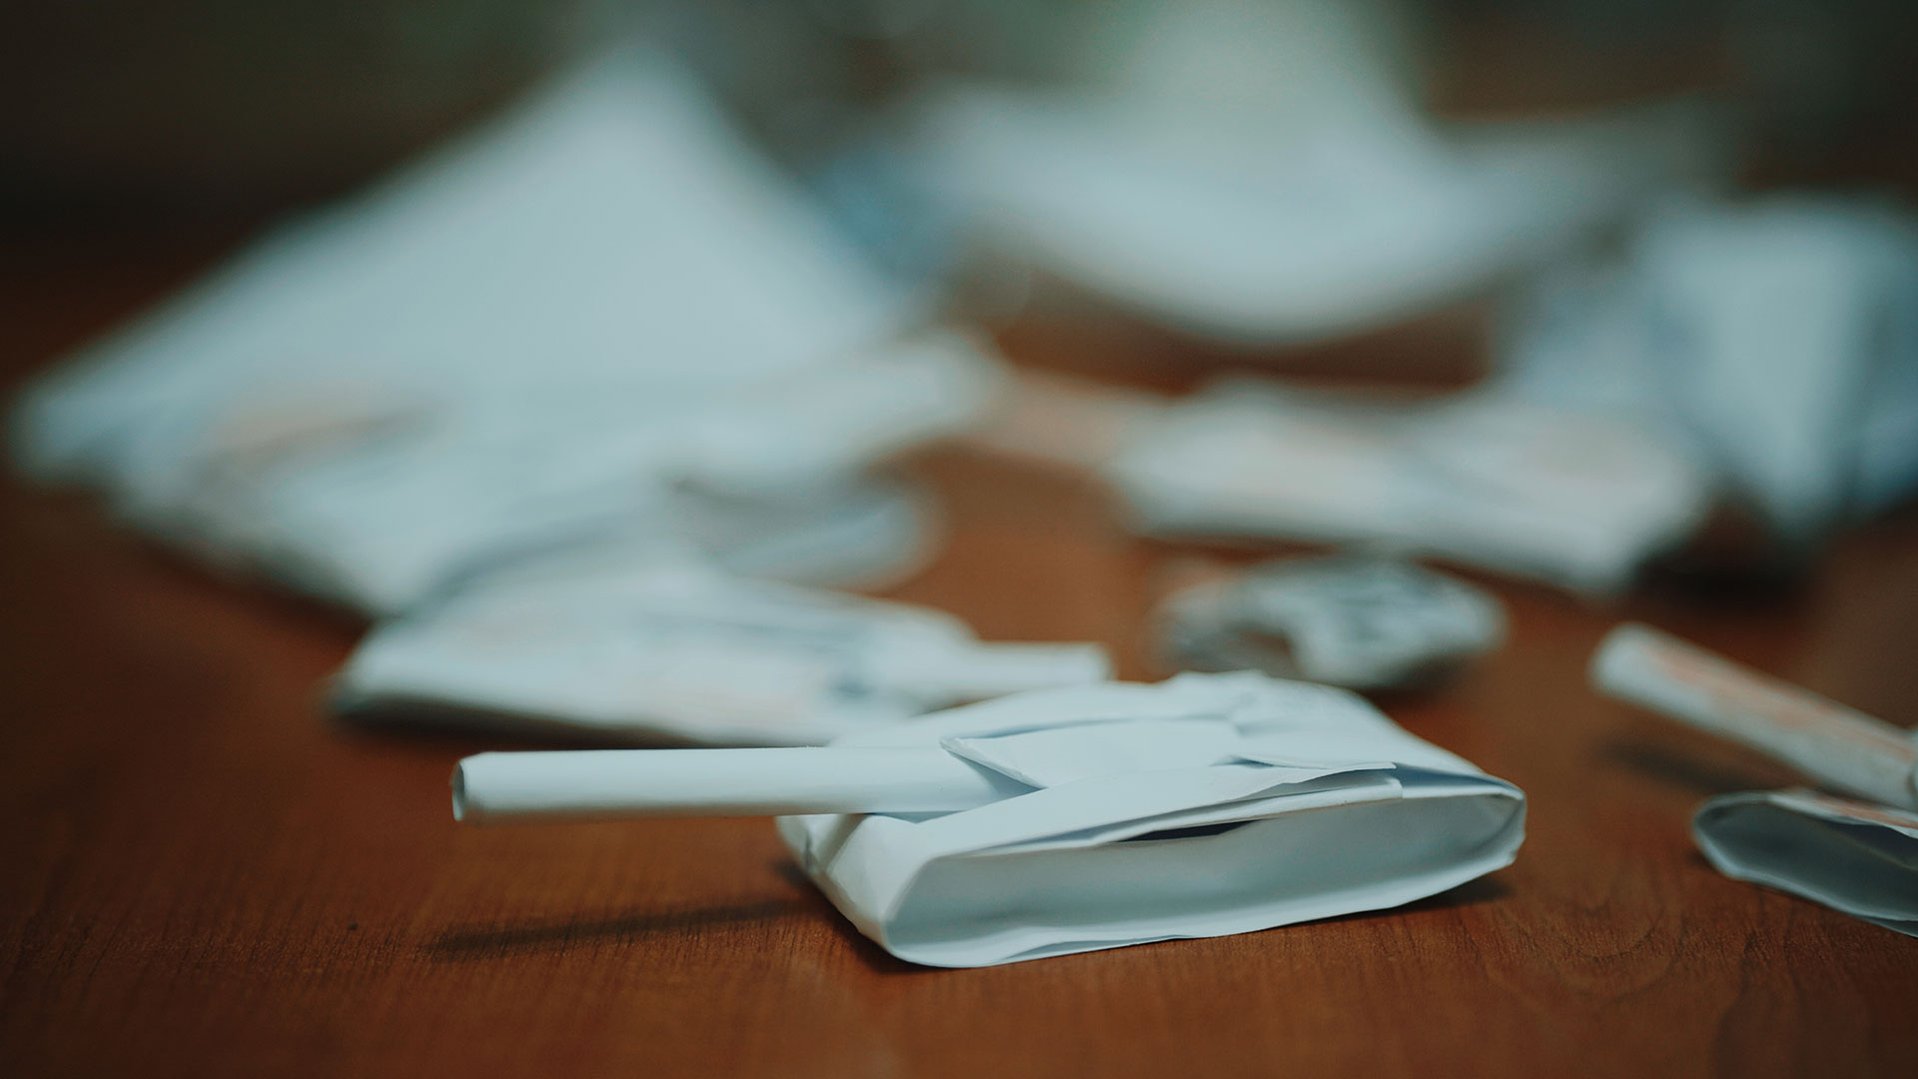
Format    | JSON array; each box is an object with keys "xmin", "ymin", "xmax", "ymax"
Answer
[
  {"xmin": 912, "ymin": 0, "xmax": 1722, "ymax": 345},
  {"xmin": 162, "ymin": 331, "xmax": 996, "ymax": 613},
  {"xmin": 336, "ymin": 559, "xmax": 1111, "ymax": 745},
  {"xmin": 1498, "ymin": 195, "xmax": 1918, "ymax": 553},
  {"xmin": 1107, "ymin": 380, "xmax": 1715, "ymax": 594},
  {"xmin": 10, "ymin": 53, "xmax": 994, "ymax": 611}
]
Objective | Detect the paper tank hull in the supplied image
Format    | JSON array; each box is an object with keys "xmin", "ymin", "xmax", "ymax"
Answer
[{"xmin": 778, "ymin": 674, "xmax": 1526, "ymax": 967}]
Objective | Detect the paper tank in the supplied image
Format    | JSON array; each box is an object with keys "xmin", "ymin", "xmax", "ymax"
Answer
[{"xmin": 455, "ymin": 672, "xmax": 1527, "ymax": 967}]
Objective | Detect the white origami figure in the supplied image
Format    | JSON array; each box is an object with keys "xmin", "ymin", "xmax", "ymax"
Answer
[
  {"xmin": 454, "ymin": 672, "xmax": 1526, "ymax": 967},
  {"xmin": 336, "ymin": 559, "xmax": 1110, "ymax": 746},
  {"xmin": 1158, "ymin": 555, "xmax": 1504, "ymax": 690},
  {"xmin": 9, "ymin": 53, "xmax": 995, "ymax": 611}
]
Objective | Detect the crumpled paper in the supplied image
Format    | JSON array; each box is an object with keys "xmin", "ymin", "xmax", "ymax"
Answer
[
  {"xmin": 336, "ymin": 558, "xmax": 1110, "ymax": 746},
  {"xmin": 912, "ymin": 0, "xmax": 1722, "ymax": 344},
  {"xmin": 779, "ymin": 671, "xmax": 1525, "ymax": 966},
  {"xmin": 1107, "ymin": 379, "xmax": 1714, "ymax": 595},
  {"xmin": 10, "ymin": 53, "xmax": 996, "ymax": 611},
  {"xmin": 1498, "ymin": 195, "xmax": 1918, "ymax": 556},
  {"xmin": 1158, "ymin": 555, "xmax": 1504, "ymax": 690}
]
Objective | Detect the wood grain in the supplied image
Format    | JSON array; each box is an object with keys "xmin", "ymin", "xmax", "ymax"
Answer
[{"xmin": 2, "ymin": 230, "xmax": 1915, "ymax": 1079}]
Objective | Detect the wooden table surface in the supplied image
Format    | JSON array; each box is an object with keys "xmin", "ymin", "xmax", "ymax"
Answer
[{"xmin": 3, "ymin": 231, "xmax": 1916, "ymax": 1078}]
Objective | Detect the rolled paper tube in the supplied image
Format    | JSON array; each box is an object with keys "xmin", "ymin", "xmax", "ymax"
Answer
[
  {"xmin": 452, "ymin": 747, "xmax": 1028, "ymax": 823},
  {"xmin": 1593, "ymin": 623, "xmax": 1918, "ymax": 811}
]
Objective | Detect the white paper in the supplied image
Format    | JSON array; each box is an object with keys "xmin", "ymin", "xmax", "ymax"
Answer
[
  {"xmin": 1497, "ymin": 195, "xmax": 1918, "ymax": 551},
  {"xmin": 779, "ymin": 671, "xmax": 1524, "ymax": 966},
  {"xmin": 1158, "ymin": 555, "xmax": 1503, "ymax": 689},
  {"xmin": 912, "ymin": 0, "xmax": 1722, "ymax": 344},
  {"xmin": 335, "ymin": 559, "xmax": 1112, "ymax": 746},
  {"xmin": 1107, "ymin": 380, "xmax": 1714, "ymax": 595},
  {"xmin": 453, "ymin": 746, "xmax": 1027, "ymax": 822},
  {"xmin": 1694, "ymin": 789, "xmax": 1918, "ymax": 937},
  {"xmin": 16, "ymin": 53, "xmax": 909, "ymax": 488},
  {"xmin": 163, "ymin": 331, "xmax": 998, "ymax": 614},
  {"xmin": 9, "ymin": 53, "xmax": 996, "ymax": 611}
]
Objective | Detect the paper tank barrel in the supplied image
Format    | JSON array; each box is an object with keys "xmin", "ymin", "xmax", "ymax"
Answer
[{"xmin": 452, "ymin": 747, "xmax": 1022, "ymax": 823}]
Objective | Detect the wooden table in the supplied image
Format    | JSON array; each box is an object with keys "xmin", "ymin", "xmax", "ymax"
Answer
[{"xmin": 3, "ymin": 230, "xmax": 1915, "ymax": 1078}]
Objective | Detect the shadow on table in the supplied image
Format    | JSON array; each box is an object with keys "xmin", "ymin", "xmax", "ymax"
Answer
[
  {"xmin": 421, "ymin": 844, "xmax": 1517, "ymax": 973},
  {"xmin": 417, "ymin": 863, "xmax": 926, "ymax": 973},
  {"xmin": 1598, "ymin": 736, "xmax": 1790, "ymax": 797},
  {"xmin": 422, "ymin": 896, "xmax": 808, "ymax": 961},
  {"xmin": 772, "ymin": 863, "xmax": 928, "ymax": 975}
]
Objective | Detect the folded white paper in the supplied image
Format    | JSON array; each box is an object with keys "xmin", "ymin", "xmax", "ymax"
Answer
[
  {"xmin": 912, "ymin": 0, "xmax": 1721, "ymax": 344},
  {"xmin": 1106, "ymin": 379, "xmax": 1715, "ymax": 595},
  {"xmin": 674, "ymin": 478, "xmax": 936, "ymax": 596},
  {"xmin": 336, "ymin": 559, "xmax": 1111, "ymax": 745},
  {"xmin": 160, "ymin": 331, "xmax": 998, "ymax": 614},
  {"xmin": 1158, "ymin": 555, "xmax": 1503, "ymax": 689},
  {"xmin": 10, "ymin": 53, "xmax": 997, "ymax": 611},
  {"xmin": 1498, "ymin": 195, "xmax": 1918, "ymax": 551},
  {"xmin": 778, "ymin": 672, "xmax": 1525, "ymax": 966},
  {"xmin": 16, "ymin": 53, "xmax": 910, "ymax": 490},
  {"xmin": 1694, "ymin": 789, "xmax": 1918, "ymax": 938}
]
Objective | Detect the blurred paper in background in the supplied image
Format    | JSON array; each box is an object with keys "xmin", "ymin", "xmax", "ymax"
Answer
[{"xmin": 12, "ymin": 53, "xmax": 1002, "ymax": 614}]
